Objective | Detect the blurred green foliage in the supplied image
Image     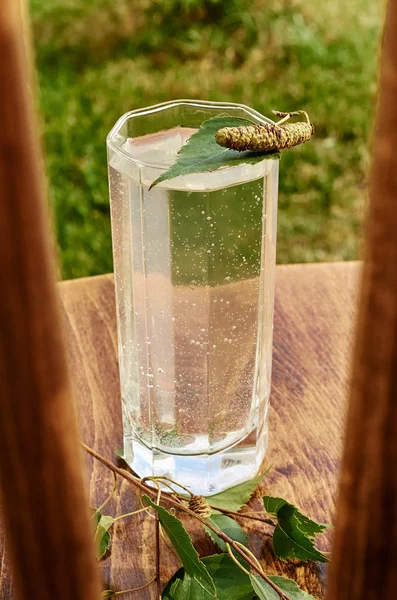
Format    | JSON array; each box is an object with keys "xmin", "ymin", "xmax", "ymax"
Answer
[{"xmin": 30, "ymin": 0, "xmax": 384, "ymax": 279}]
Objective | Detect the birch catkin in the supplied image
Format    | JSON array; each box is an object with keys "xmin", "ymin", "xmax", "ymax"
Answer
[{"xmin": 215, "ymin": 110, "xmax": 314, "ymax": 152}]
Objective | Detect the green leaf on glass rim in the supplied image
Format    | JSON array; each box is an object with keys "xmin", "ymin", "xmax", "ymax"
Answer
[
  {"xmin": 163, "ymin": 553, "xmax": 254, "ymax": 600},
  {"xmin": 205, "ymin": 514, "xmax": 247, "ymax": 552},
  {"xmin": 263, "ymin": 496, "xmax": 329, "ymax": 563},
  {"xmin": 114, "ymin": 449, "xmax": 124, "ymax": 458},
  {"xmin": 207, "ymin": 473, "xmax": 266, "ymax": 513},
  {"xmin": 149, "ymin": 116, "xmax": 280, "ymax": 189},
  {"xmin": 249, "ymin": 574, "xmax": 316, "ymax": 600},
  {"xmin": 143, "ymin": 495, "xmax": 216, "ymax": 597},
  {"xmin": 94, "ymin": 514, "xmax": 115, "ymax": 559}
]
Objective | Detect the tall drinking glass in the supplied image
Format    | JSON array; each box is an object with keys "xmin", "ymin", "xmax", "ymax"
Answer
[{"xmin": 107, "ymin": 100, "xmax": 278, "ymax": 495}]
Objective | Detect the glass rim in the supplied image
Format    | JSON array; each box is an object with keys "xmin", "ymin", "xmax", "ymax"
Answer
[{"xmin": 106, "ymin": 98, "xmax": 275, "ymax": 170}]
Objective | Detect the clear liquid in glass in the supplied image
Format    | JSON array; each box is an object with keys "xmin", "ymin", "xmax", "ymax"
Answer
[{"xmin": 108, "ymin": 125, "xmax": 278, "ymax": 495}]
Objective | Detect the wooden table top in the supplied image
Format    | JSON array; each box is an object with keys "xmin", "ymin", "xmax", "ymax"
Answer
[{"xmin": 0, "ymin": 261, "xmax": 359, "ymax": 599}]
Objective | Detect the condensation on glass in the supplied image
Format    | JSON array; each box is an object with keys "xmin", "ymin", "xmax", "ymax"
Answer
[{"xmin": 107, "ymin": 100, "xmax": 279, "ymax": 495}]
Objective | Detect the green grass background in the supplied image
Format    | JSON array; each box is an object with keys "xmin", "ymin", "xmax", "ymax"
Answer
[{"xmin": 30, "ymin": 0, "xmax": 384, "ymax": 279}]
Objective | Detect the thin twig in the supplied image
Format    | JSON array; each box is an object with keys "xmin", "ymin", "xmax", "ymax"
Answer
[
  {"xmin": 207, "ymin": 504, "xmax": 276, "ymax": 527},
  {"xmin": 108, "ymin": 576, "xmax": 156, "ymax": 595},
  {"xmin": 113, "ymin": 507, "xmax": 149, "ymax": 523},
  {"xmin": 142, "ymin": 476, "xmax": 185, "ymax": 502},
  {"xmin": 144, "ymin": 475, "xmax": 193, "ymax": 498},
  {"xmin": 135, "ymin": 477, "xmax": 162, "ymax": 599},
  {"xmin": 275, "ymin": 113, "xmax": 292, "ymax": 125},
  {"xmin": 82, "ymin": 443, "xmax": 167, "ymax": 497},
  {"xmin": 151, "ymin": 481, "xmax": 162, "ymax": 600},
  {"xmin": 225, "ymin": 543, "xmax": 251, "ymax": 576},
  {"xmin": 227, "ymin": 543, "xmax": 289, "ymax": 600},
  {"xmin": 81, "ymin": 442, "xmax": 291, "ymax": 600},
  {"xmin": 155, "ymin": 512, "xmax": 161, "ymax": 600},
  {"xmin": 234, "ymin": 541, "xmax": 263, "ymax": 571},
  {"xmin": 97, "ymin": 472, "xmax": 118, "ymax": 514}
]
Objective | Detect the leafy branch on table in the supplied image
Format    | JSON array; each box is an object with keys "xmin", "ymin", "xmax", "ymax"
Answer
[{"xmin": 82, "ymin": 442, "xmax": 329, "ymax": 600}]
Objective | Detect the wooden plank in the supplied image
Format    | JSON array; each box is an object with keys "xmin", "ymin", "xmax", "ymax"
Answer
[
  {"xmin": 0, "ymin": 261, "xmax": 359, "ymax": 598},
  {"xmin": 0, "ymin": 1, "xmax": 101, "ymax": 599},
  {"xmin": 328, "ymin": 0, "xmax": 397, "ymax": 597}
]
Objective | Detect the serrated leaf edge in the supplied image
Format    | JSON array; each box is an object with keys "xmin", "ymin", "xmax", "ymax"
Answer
[
  {"xmin": 263, "ymin": 496, "xmax": 329, "ymax": 563},
  {"xmin": 273, "ymin": 522, "xmax": 328, "ymax": 563}
]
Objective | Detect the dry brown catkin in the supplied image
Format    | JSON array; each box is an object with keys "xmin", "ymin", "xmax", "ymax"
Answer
[
  {"xmin": 215, "ymin": 120, "xmax": 314, "ymax": 152},
  {"xmin": 188, "ymin": 495, "xmax": 212, "ymax": 518}
]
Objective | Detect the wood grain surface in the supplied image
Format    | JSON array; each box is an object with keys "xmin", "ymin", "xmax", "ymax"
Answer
[{"xmin": 0, "ymin": 261, "xmax": 359, "ymax": 598}]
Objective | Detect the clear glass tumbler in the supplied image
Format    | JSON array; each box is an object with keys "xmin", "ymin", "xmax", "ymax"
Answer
[{"xmin": 107, "ymin": 100, "xmax": 278, "ymax": 495}]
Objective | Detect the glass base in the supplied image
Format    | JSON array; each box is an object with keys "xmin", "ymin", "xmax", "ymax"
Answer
[{"xmin": 123, "ymin": 423, "xmax": 268, "ymax": 496}]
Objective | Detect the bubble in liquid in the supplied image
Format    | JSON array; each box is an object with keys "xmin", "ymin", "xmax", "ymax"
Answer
[
  {"xmin": 187, "ymin": 383, "xmax": 192, "ymax": 388},
  {"xmin": 232, "ymin": 325, "xmax": 237, "ymax": 330},
  {"xmin": 212, "ymin": 344, "xmax": 217, "ymax": 349},
  {"xmin": 207, "ymin": 216, "xmax": 212, "ymax": 221},
  {"xmin": 157, "ymin": 368, "xmax": 165, "ymax": 374},
  {"xmin": 171, "ymin": 317, "xmax": 176, "ymax": 322},
  {"xmin": 207, "ymin": 250, "xmax": 211, "ymax": 254},
  {"xmin": 201, "ymin": 210, "xmax": 205, "ymax": 214},
  {"xmin": 224, "ymin": 276, "xmax": 231, "ymax": 282},
  {"xmin": 190, "ymin": 339, "xmax": 196, "ymax": 345}
]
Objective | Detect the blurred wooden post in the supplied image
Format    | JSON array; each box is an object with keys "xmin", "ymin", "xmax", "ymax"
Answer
[
  {"xmin": 328, "ymin": 1, "xmax": 397, "ymax": 598},
  {"xmin": 0, "ymin": 3, "xmax": 101, "ymax": 600}
]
